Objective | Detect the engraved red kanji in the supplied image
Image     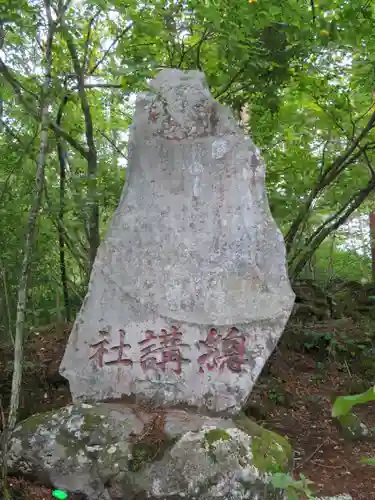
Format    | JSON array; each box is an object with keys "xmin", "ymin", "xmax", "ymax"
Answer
[
  {"xmin": 105, "ymin": 329, "xmax": 133, "ymax": 366},
  {"xmin": 138, "ymin": 329, "xmax": 158, "ymax": 370},
  {"xmin": 220, "ymin": 327, "xmax": 247, "ymax": 373},
  {"xmin": 197, "ymin": 327, "xmax": 248, "ymax": 373},
  {"xmin": 197, "ymin": 328, "xmax": 222, "ymax": 373},
  {"xmin": 138, "ymin": 326, "xmax": 190, "ymax": 374},
  {"xmin": 89, "ymin": 329, "xmax": 110, "ymax": 368}
]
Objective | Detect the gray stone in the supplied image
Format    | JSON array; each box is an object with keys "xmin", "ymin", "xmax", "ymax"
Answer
[
  {"xmin": 317, "ymin": 496, "xmax": 353, "ymax": 500},
  {"xmin": 60, "ymin": 68, "xmax": 294, "ymax": 414},
  {"xmin": 335, "ymin": 413, "xmax": 372, "ymax": 441},
  {"xmin": 7, "ymin": 403, "xmax": 292, "ymax": 500}
]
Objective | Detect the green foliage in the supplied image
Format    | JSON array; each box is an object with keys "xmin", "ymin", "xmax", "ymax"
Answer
[
  {"xmin": 332, "ymin": 386, "xmax": 375, "ymax": 418},
  {"xmin": 302, "ymin": 329, "xmax": 371, "ymax": 359},
  {"xmin": 270, "ymin": 472, "xmax": 315, "ymax": 499},
  {"xmin": 360, "ymin": 458, "xmax": 375, "ymax": 466},
  {"xmin": 303, "ymin": 239, "xmax": 371, "ymax": 284},
  {"xmin": 331, "ymin": 387, "xmax": 375, "ymax": 467}
]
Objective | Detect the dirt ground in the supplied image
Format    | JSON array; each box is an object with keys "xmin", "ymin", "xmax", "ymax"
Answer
[
  {"xmin": 0, "ymin": 317, "xmax": 374, "ymax": 499},
  {"xmin": 249, "ymin": 348, "xmax": 375, "ymax": 499}
]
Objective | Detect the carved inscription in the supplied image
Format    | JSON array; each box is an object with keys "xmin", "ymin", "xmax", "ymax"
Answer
[
  {"xmin": 89, "ymin": 329, "xmax": 133, "ymax": 368},
  {"xmin": 138, "ymin": 326, "xmax": 190, "ymax": 374},
  {"xmin": 89, "ymin": 329, "xmax": 110, "ymax": 368},
  {"xmin": 197, "ymin": 327, "xmax": 248, "ymax": 373},
  {"xmin": 89, "ymin": 325, "xmax": 248, "ymax": 374}
]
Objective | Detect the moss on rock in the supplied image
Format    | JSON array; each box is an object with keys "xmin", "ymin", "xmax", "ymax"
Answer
[
  {"xmin": 200, "ymin": 428, "xmax": 232, "ymax": 464},
  {"xmin": 203, "ymin": 428, "xmax": 231, "ymax": 445},
  {"xmin": 234, "ymin": 412, "xmax": 292, "ymax": 474}
]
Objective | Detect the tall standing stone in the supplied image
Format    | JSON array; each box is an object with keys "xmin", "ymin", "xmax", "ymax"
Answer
[{"xmin": 60, "ymin": 69, "xmax": 295, "ymax": 414}]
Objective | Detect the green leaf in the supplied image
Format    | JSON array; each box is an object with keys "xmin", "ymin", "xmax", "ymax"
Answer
[
  {"xmin": 332, "ymin": 387, "xmax": 375, "ymax": 417},
  {"xmin": 360, "ymin": 458, "xmax": 375, "ymax": 466},
  {"xmin": 270, "ymin": 472, "xmax": 295, "ymax": 489}
]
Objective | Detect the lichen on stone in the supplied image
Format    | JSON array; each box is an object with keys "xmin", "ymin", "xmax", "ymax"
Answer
[{"xmin": 201, "ymin": 427, "xmax": 232, "ymax": 464}]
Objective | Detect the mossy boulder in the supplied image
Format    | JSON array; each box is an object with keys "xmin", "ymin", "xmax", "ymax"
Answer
[
  {"xmin": 138, "ymin": 417, "xmax": 292, "ymax": 499},
  {"xmin": 7, "ymin": 403, "xmax": 292, "ymax": 499},
  {"xmin": 7, "ymin": 403, "xmax": 132, "ymax": 499}
]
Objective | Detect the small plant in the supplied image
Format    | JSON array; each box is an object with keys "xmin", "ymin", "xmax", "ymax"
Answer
[
  {"xmin": 332, "ymin": 386, "xmax": 375, "ymax": 417},
  {"xmin": 268, "ymin": 388, "xmax": 285, "ymax": 405},
  {"xmin": 302, "ymin": 331, "xmax": 333, "ymax": 352},
  {"xmin": 271, "ymin": 472, "xmax": 315, "ymax": 499},
  {"xmin": 332, "ymin": 386, "xmax": 375, "ymax": 466},
  {"xmin": 302, "ymin": 326, "xmax": 373, "ymax": 361}
]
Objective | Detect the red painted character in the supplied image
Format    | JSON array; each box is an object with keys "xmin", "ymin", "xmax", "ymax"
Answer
[
  {"xmin": 219, "ymin": 327, "xmax": 247, "ymax": 373},
  {"xmin": 89, "ymin": 329, "xmax": 110, "ymax": 368},
  {"xmin": 197, "ymin": 328, "xmax": 222, "ymax": 373},
  {"xmin": 138, "ymin": 326, "xmax": 189, "ymax": 374},
  {"xmin": 105, "ymin": 329, "xmax": 133, "ymax": 366},
  {"xmin": 89, "ymin": 329, "xmax": 133, "ymax": 368},
  {"xmin": 197, "ymin": 327, "xmax": 248, "ymax": 373}
]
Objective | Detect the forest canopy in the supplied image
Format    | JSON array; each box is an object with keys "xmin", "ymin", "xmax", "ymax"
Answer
[{"xmin": 0, "ymin": 0, "xmax": 375, "ymax": 333}]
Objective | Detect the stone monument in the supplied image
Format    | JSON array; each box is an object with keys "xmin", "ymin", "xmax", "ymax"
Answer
[{"xmin": 59, "ymin": 68, "xmax": 295, "ymax": 415}]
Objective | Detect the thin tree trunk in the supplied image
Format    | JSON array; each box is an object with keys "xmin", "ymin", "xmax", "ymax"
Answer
[
  {"xmin": 7, "ymin": 13, "xmax": 53, "ymax": 431},
  {"xmin": 0, "ymin": 260, "xmax": 13, "ymax": 345},
  {"xmin": 327, "ymin": 233, "xmax": 336, "ymax": 285},
  {"xmin": 369, "ymin": 210, "xmax": 375, "ymax": 282},
  {"xmin": 1, "ymin": 1, "xmax": 55, "ymax": 492},
  {"xmin": 56, "ymin": 96, "xmax": 71, "ymax": 321},
  {"xmin": 62, "ymin": 23, "xmax": 100, "ymax": 274}
]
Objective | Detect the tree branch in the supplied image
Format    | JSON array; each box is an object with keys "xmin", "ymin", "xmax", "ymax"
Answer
[
  {"xmin": 83, "ymin": 10, "xmax": 102, "ymax": 71},
  {"xmin": 214, "ymin": 67, "xmax": 246, "ymax": 100},
  {"xmin": 285, "ymin": 106, "xmax": 375, "ymax": 252},
  {"xmin": 89, "ymin": 23, "xmax": 134, "ymax": 75},
  {"xmin": 97, "ymin": 128, "xmax": 127, "ymax": 160},
  {"xmin": 0, "ymin": 58, "xmax": 89, "ymax": 159},
  {"xmin": 83, "ymin": 83, "xmax": 123, "ymax": 90},
  {"xmin": 290, "ymin": 175, "xmax": 375, "ymax": 278}
]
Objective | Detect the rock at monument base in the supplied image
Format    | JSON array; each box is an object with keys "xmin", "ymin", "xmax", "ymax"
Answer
[{"xmin": 7, "ymin": 403, "xmax": 292, "ymax": 500}]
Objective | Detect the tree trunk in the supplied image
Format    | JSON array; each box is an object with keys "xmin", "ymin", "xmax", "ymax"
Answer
[
  {"xmin": 1, "ymin": 1, "xmax": 55, "ymax": 493},
  {"xmin": 56, "ymin": 96, "xmax": 71, "ymax": 321},
  {"xmin": 369, "ymin": 210, "xmax": 375, "ymax": 282},
  {"xmin": 62, "ymin": 23, "xmax": 100, "ymax": 274},
  {"xmin": 0, "ymin": 260, "xmax": 13, "ymax": 345}
]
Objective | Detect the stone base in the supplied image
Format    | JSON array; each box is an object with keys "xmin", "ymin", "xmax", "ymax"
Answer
[{"xmin": 7, "ymin": 403, "xmax": 293, "ymax": 499}]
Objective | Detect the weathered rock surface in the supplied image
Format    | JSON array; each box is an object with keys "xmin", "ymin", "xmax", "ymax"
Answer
[
  {"xmin": 317, "ymin": 496, "xmax": 353, "ymax": 500},
  {"xmin": 7, "ymin": 403, "xmax": 293, "ymax": 500},
  {"xmin": 335, "ymin": 412, "xmax": 372, "ymax": 441},
  {"xmin": 60, "ymin": 68, "xmax": 294, "ymax": 414}
]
